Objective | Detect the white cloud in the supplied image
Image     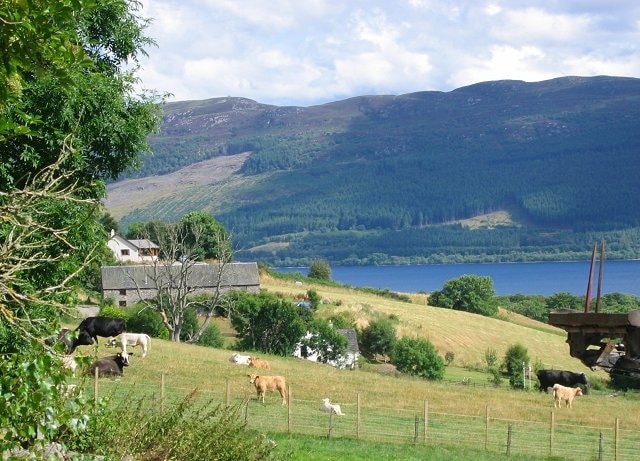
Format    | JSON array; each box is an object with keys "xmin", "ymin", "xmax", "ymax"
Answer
[{"xmin": 135, "ymin": 0, "xmax": 640, "ymax": 106}]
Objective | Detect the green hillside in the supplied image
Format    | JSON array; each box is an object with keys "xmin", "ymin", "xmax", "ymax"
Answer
[{"xmin": 106, "ymin": 76, "xmax": 640, "ymax": 265}]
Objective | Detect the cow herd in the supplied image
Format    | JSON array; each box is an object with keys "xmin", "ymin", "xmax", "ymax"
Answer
[{"xmin": 56, "ymin": 316, "xmax": 589, "ymax": 410}]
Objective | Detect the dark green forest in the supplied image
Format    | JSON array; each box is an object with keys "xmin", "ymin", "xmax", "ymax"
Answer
[{"xmin": 112, "ymin": 76, "xmax": 640, "ymax": 265}]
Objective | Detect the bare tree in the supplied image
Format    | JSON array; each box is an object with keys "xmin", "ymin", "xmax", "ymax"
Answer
[{"xmin": 128, "ymin": 218, "xmax": 234, "ymax": 342}]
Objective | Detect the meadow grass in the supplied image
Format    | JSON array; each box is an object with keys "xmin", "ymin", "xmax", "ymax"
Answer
[{"xmin": 70, "ymin": 273, "xmax": 640, "ymax": 459}]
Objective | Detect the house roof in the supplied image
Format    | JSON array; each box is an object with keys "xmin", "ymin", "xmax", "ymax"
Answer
[
  {"xmin": 338, "ymin": 328, "xmax": 360, "ymax": 354},
  {"xmin": 101, "ymin": 262, "xmax": 260, "ymax": 290},
  {"xmin": 127, "ymin": 239, "xmax": 159, "ymax": 250}
]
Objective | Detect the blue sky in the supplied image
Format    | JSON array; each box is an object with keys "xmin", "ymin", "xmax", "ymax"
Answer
[{"xmin": 137, "ymin": 1, "xmax": 640, "ymax": 107}]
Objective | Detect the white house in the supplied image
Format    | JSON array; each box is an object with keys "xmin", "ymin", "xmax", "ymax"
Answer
[{"xmin": 107, "ymin": 230, "xmax": 159, "ymax": 263}]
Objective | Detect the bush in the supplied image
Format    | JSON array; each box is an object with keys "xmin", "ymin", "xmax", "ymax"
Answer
[
  {"xmin": 358, "ymin": 318, "xmax": 396, "ymax": 361},
  {"xmin": 197, "ymin": 323, "xmax": 224, "ymax": 348},
  {"xmin": 484, "ymin": 347, "xmax": 498, "ymax": 368},
  {"xmin": 126, "ymin": 306, "xmax": 169, "ymax": 340},
  {"xmin": 180, "ymin": 307, "xmax": 199, "ymax": 342},
  {"xmin": 308, "ymin": 259, "xmax": 331, "ymax": 281},
  {"xmin": 503, "ymin": 343, "xmax": 530, "ymax": 389},
  {"xmin": 99, "ymin": 305, "xmax": 128, "ymax": 320},
  {"xmin": 391, "ymin": 337, "xmax": 445, "ymax": 380}
]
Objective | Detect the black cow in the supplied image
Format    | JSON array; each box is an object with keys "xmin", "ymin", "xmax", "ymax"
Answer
[
  {"xmin": 70, "ymin": 316, "xmax": 126, "ymax": 352},
  {"xmin": 536, "ymin": 369, "xmax": 589, "ymax": 394},
  {"xmin": 89, "ymin": 352, "xmax": 130, "ymax": 377}
]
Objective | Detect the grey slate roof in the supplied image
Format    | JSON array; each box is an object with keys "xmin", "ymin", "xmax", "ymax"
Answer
[
  {"xmin": 338, "ymin": 328, "xmax": 360, "ymax": 354},
  {"xmin": 101, "ymin": 262, "xmax": 259, "ymax": 290},
  {"xmin": 127, "ymin": 239, "xmax": 159, "ymax": 250}
]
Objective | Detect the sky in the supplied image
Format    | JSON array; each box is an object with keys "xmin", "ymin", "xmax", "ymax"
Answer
[{"xmin": 136, "ymin": 1, "xmax": 640, "ymax": 107}]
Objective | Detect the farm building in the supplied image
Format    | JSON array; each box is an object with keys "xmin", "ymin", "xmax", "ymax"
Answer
[
  {"xmin": 293, "ymin": 328, "xmax": 360, "ymax": 369},
  {"xmin": 101, "ymin": 262, "xmax": 260, "ymax": 306},
  {"xmin": 107, "ymin": 230, "xmax": 159, "ymax": 263}
]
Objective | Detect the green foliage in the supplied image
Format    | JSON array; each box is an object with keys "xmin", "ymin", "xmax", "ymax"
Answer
[
  {"xmin": 0, "ymin": 346, "xmax": 93, "ymax": 454},
  {"xmin": 308, "ymin": 259, "xmax": 332, "ymax": 281},
  {"xmin": 358, "ymin": 318, "xmax": 397, "ymax": 361},
  {"xmin": 498, "ymin": 294, "xmax": 548, "ymax": 322},
  {"xmin": 197, "ymin": 323, "xmax": 225, "ymax": 348},
  {"xmin": 444, "ymin": 351, "xmax": 455, "ymax": 366},
  {"xmin": 73, "ymin": 391, "xmax": 277, "ymax": 460},
  {"xmin": 180, "ymin": 211, "xmax": 232, "ymax": 261},
  {"xmin": 391, "ymin": 337, "xmax": 445, "ymax": 380},
  {"xmin": 430, "ymin": 275, "xmax": 498, "ymax": 317},
  {"xmin": 306, "ymin": 289, "xmax": 321, "ymax": 309},
  {"xmin": 99, "ymin": 305, "xmax": 129, "ymax": 320},
  {"xmin": 326, "ymin": 312, "xmax": 356, "ymax": 329},
  {"xmin": 487, "ymin": 366, "xmax": 503, "ymax": 386},
  {"xmin": 545, "ymin": 292, "xmax": 582, "ymax": 311},
  {"xmin": 126, "ymin": 305, "xmax": 169, "ymax": 339},
  {"xmin": 301, "ymin": 319, "xmax": 348, "ymax": 364},
  {"xmin": 484, "ymin": 347, "xmax": 498, "ymax": 368},
  {"xmin": 502, "ymin": 343, "xmax": 530, "ymax": 389},
  {"xmin": 229, "ymin": 291, "xmax": 306, "ymax": 355},
  {"xmin": 180, "ymin": 307, "xmax": 199, "ymax": 342}
]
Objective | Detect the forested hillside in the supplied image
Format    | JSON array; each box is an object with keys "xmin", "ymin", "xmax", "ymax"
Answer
[{"xmin": 107, "ymin": 76, "xmax": 640, "ymax": 265}]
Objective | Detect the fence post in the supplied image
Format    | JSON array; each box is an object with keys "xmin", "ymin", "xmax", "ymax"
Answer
[
  {"xmin": 226, "ymin": 379, "xmax": 230, "ymax": 406},
  {"xmin": 93, "ymin": 367, "xmax": 99, "ymax": 409},
  {"xmin": 356, "ymin": 393, "xmax": 361, "ymax": 440},
  {"xmin": 160, "ymin": 372, "xmax": 165, "ymax": 413},
  {"xmin": 423, "ymin": 400, "xmax": 429, "ymax": 443},
  {"xmin": 287, "ymin": 385, "xmax": 292, "ymax": 434},
  {"xmin": 615, "ymin": 417, "xmax": 619, "ymax": 461},
  {"xmin": 549, "ymin": 411, "xmax": 555, "ymax": 456},
  {"xmin": 485, "ymin": 405, "xmax": 490, "ymax": 450},
  {"xmin": 413, "ymin": 415, "xmax": 419, "ymax": 445},
  {"xmin": 598, "ymin": 432, "xmax": 603, "ymax": 461},
  {"xmin": 506, "ymin": 423, "xmax": 512, "ymax": 456}
]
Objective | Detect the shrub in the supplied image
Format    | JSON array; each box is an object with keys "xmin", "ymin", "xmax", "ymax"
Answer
[
  {"xmin": 308, "ymin": 259, "xmax": 332, "ymax": 281},
  {"xmin": 180, "ymin": 307, "xmax": 199, "ymax": 342},
  {"xmin": 126, "ymin": 305, "xmax": 169, "ymax": 339},
  {"xmin": 391, "ymin": 337, "xmax": 445, "ymax": 380},
  {"xmin": 444, "ymin": 351, "xmax": 455, "ymax": 366},
  {"xmin": 503, "ymin": 343, "xmax": 530, "ymax": 389},
  {"xmin": 484, "ymin": 347, "xmax": 498, "ymax": 368},
  {"xmin": 99, "ymin": 305, "xmax": 128, "ymax": 320},
  {"xmin": 358, "ymin": 318, "xmax": 396, "ymax": 361},
  {"xmin": 197, "ymin": 323, "xmax": 224, "ymax": 348}
]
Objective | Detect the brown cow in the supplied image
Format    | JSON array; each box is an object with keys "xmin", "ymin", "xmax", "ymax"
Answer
[
  {"xmin": 248, "ymin": 374, "xmax": 287, "ymax": 405},
  {"xmin": 249, "ymin": 356, "xmax": 271, "ymax": 369},
  {"xmin": 552, "ymin": 383, "xmax": 583, "ymax": 408}
]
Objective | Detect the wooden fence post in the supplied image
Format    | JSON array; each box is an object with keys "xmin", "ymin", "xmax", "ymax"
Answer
[
  {"xmin": 356, "ymin": 393, "xmax": 361, "ymax": 440},
  {"xmin": 424, "ymin": 400, "xmax": 429, "ymax": 443},
  {"xmin": 160, "ymin": 372, "xmax": 165, "ymax": 413},
  {"xmin": 287, "ymin": 385, "xmax": 292, "ymax": 434},
  {"xmin": 225, "ymin": 379, "xmax": 230, "ymax": 406},
  {"xmin": 485, "ymin": 405, "xmax": 490, "ymax": 450},
  {"xmin": 615, "ymin": 417, "xmax": 619, "ymax": 461},
  {"xmin": 549, "ymin": 411, "xmax": 555, "ymax": 456},
  {"xmin": 93, "ymin": 367, "xmax": 99, "ymax": 409}
]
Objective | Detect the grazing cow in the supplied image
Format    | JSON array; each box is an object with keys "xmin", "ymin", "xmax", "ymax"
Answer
[
  {"xmin": 536, "ymin": 369, "xmax": 589, "ymax": 394},
  {"xmin": 70, "ymin": 316, "xmax": 126, "ymax": 352},
  {"xmin": 248, "ymin": 374, "xmax": 287, "ymax": 405},
  {"xmin": 249, "ymin": 356, "xmax": 271, "ymax": 369},
  {"xmin": 107, "ymin": 332, "xmax": 151, "ymax": 357},
  {"xmin": 552, "ymin": 383, "xmax": 583, "ymax": 408},
  {"xmin": 89, "ymin": 352, "xmax": 129, "ymax": 377},
  {"xmin": 320, "ymin": 398, "xmax": 345, "ymax": 416},
  {"xmin": 229, "ymin": 353, "xmax": 251, "ymax": 365}
]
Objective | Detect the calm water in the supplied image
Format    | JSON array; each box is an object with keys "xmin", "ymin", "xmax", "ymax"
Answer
[{"xmin": 277, "ymin": 260, "xmax": 640, "ymax": 296}]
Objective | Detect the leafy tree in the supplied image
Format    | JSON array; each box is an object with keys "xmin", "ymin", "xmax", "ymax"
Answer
[
  {"xmin": 503, "ymin": 343, "xmax": 530, "ymax": 389},
  {"xmin": 358, "ymin": 317, "xmax": 397, "ymax": 361},
  {"xmin": 484, "ymin": 347, "xmax": 498, "ymax": 368},
  {"xmin": 99, "ymin": 212, "xmax": 121, "ymax": 235},
  {"xmin": 229, "ymin": 291, "xmax": 306, "ymax": 355},
  {"xmin": 391, "ymin": 337, "xmax": 445, "ymax": 380},
  {"xmin": 181, "ymin": 211, "xmax": 232, "ymax": 261},
  {"xmin": 308, "ymin": 259, "xmax": 332, "ymax": 281},
  {"xmin": 546, "ymin": 292, "xmax": 581, "ymax": 311},
  {"xmin": 429, "ymin": 274, "xmax": 498, "ymax": 317},
  {"xmin": 197, "ymin": 323, "xmax": 224, "ymax": 348},
  {"xmin": 301, "ymin": 319, "xmax": 348, "ymax": 364}
]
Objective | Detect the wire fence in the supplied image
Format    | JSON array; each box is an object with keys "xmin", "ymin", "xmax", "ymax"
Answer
[{"xmin": 89, "ymin": 374, "xmax": 639, "ymax": 461}]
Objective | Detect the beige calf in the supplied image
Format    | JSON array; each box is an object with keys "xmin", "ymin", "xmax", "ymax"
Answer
[
  {"xmin": 248, "ymin": 374, "xmax": 287, "ymax": 405},
  {"xmin": 552, "ymin": 383, "xmax": 583, "ymax": 408},
  {"xmin": 249, "ymin": 356, "xmax": 271, "ymax": 369}
]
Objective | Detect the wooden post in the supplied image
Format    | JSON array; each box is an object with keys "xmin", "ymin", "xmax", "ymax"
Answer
[
  {"xmin": 585, "ymin": 243, "xmax": 597, "ymax": 312},
  {"xmin": 549, "ymin": 411, "xmax": 555, "ymax": 456},
  {"xmin": 93, "ymin": 367, "xmax": 99, "ymax": 409},
  {"xmin": 615, "ymin": 417, "xmax": 619, "ymax": 461},
  {"xmin": 356, "ymin": 393, "xmax": 361, "ymax": 440},
  {"xmin": 423, "ymin": 400, "xmax": 429, "ymax": 443},
  {"xmin": 506, "ymin": 424, "xmax": 512, "ymax": 456},
  {"xmin": 225, "ymin": 378, "xmax": 230, "ymax": 406},
  {"xmin": 287, "ymin": 385, "xmax": 292, "ymax": 434},
  {"xmin": 160, "ymin": 372, "xmax": 165, "ymax": 413},
  {"xmin": 485, "ymin": 405, "xmax": 490, "ymax": 450},
  {"xmin": 595, "ymin": 241, "xmax": 605, "ymax": 313}
]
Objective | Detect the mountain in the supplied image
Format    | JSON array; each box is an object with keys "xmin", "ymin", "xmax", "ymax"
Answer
[{"xmin": 106, "ymin": 76, "xmax": 640, "ymax": 265}]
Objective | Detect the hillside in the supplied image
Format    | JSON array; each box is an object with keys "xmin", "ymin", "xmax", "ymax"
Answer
[{"xmin": 106, "ymin": 76, "xmax": 640, "ymax": 265}]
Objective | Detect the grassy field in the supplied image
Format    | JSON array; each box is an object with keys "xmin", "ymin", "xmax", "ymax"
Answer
[{"xmin": 70, "ymin": 273, "xmax": 640, "ymax": 460}]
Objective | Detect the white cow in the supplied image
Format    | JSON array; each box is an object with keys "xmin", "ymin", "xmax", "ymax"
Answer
[
  {"xmin": 107, "ymin": 332, "xmax": 151, "ymax": 357},
  {"xmin": 229, "ymin": 353, "xmax": 251, "ymax": 365},
  {"xmin": 320, "ymin": 398, "xmax": 345, "ymax": 416}
]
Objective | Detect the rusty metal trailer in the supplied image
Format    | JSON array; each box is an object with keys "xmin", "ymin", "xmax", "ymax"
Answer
[{"xmin": 548, "ymin": 242, "xmax": 640, "ymax": 388}]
